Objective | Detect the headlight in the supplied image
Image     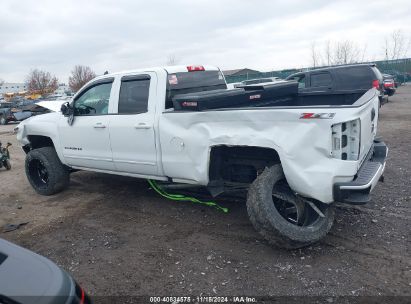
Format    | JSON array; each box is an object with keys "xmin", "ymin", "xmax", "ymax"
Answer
[{"xmin": 331, "ymin": 119, "xmax": 360, "ymax": 160}]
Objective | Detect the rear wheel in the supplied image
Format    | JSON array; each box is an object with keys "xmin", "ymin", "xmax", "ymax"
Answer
[
  {"xmin": 246, "ymin": 164, "xmax": 335, "ymax": 249},
  {"xmin": 25, "ymin": 147, "xmax": 69, "ymax": 195}
]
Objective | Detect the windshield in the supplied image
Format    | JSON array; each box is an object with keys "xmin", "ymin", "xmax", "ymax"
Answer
[{"xmin": 165, "ymin": 70, "xmax": 227, "ymax": 109}]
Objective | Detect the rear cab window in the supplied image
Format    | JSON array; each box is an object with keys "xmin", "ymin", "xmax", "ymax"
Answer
[{"xmin": 165, "ymin": 68, "xmax": 227, "ymax": 109}]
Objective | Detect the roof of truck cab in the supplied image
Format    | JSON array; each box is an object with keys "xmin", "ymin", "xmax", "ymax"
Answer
[
  {"xmin": 307, "ymin": 63, "xmax": 377, "ymax": 73},
  {"xmin": 94, "ymin": 65, "xmax": 220, "ymax": 80}
]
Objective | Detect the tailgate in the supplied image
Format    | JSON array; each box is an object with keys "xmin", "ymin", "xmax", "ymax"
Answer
[
  {"xmin": 331, "ymin": 90, "xmax": 379, "ymax": 167},
  {"xmin": 357, "ymin": 94, "xmax": 379, "ymax": 165}
]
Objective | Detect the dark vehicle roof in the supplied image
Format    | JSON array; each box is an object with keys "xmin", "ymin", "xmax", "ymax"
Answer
[
  {"xmin": 286, "ymin": 63, "xmax": 380, "ymax": 78},
  {"xmin": 0, "ymin": 238, "xmax": 74, "ymax": 304},
  {"xmin": 285, "ymin": 64, "xmax": 384, "ymax": 94}
]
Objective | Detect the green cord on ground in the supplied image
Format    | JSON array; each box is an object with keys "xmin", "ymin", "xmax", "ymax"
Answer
[{"xmin": 147, "ymin": 179, "xmax": 228, "ymax": 213}]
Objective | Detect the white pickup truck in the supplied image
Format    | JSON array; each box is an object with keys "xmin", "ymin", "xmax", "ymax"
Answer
[{"xmin": 15, "ymin": 65, "xmax": 388, "ymax": 249}]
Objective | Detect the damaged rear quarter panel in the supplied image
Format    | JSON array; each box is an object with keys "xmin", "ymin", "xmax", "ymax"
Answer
[{"xmin": 158, "ymin": 106, "xmax": 368, "ymax": 203}]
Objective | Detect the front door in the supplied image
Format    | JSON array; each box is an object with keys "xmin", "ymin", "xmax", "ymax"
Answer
[
  {"xmin": 58, "ymin": 79, "xmax": 115, "ymax": 171},
  {"xmin": 109, "ymin": 73, "xmax": 158, "ymax": 176}
]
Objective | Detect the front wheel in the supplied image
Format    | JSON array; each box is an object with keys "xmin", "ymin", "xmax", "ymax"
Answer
[
  {"xmin": 25, "ymin": 147, "xmax": 70, "ymax": 195},
  {"xmin": 246, "ymin": 164, "xmax": 335, "ymax": 249}
]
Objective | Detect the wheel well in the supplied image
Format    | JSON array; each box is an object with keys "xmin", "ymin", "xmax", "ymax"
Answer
[
  {"xmin": 23, "ymin": 135, "xmax": 54, "ymax": 153},
  {"xmin": 209, "ymin": 145, "xmax": 281, "ymax": 184}
]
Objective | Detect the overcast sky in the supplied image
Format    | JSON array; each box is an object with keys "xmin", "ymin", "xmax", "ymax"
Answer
[{"xmin": 1, "ymin": 0, "xmax": 410, "ymax": 83}]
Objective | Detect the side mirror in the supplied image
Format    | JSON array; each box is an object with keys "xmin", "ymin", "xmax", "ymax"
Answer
[{"xmin": 61, "ymin": 102, "xmax": 72, "ymax": 117}]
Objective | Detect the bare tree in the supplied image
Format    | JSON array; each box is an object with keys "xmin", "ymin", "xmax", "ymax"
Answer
[
  {"xmin": 333, "ymin": 40, "xmax": 361, "ymax": 65},
  {"xmin": 324, "ymin": 40, "xmax": 332, "ymax": 66},
  {"xmin": 0, "ymin": 78, "xmax": 4, "ymax": 87},
  {"xmin": 69, "ymin": 65, "xmax": 96, "ymax": 92},
  {"xmin": 166, "ymin": 54, "xmax": 179, "ymax": 66},
  {"xmin": 360, "ymin": 43, "xmax": 368, "ymax": 63},
  {"xmin": 310, "ymin": 41, "xmax": 321, "ymax": 68},
  {"xmin": 311, "ymin": 39, "xmax": 364, "ymax": 67},
  {"xmin": 26, "ymin": 69, "xmax": 58, "ymax": 96},
  {"xmin": 384, "ymin": 29, "xmax": 410, "ymax": 60}
]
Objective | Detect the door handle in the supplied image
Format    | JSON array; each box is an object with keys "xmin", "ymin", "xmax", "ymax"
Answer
[
  {"xmin": 93, "ymin": 123, "xmax": 106, "ymax": 129},
  {"xmin": 134, "ymin": 123, "xmax": 151, "ymax": 129}
]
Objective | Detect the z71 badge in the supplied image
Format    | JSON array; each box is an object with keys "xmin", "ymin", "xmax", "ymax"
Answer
[{"xmin": 300, "ymin": 113, "xmax": 336, "ymax": 119}]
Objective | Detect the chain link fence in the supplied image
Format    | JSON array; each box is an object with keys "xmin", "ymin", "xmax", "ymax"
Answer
[{"xmin": 224, "ymin": 58, "xmax": 411, "ymax": 84}]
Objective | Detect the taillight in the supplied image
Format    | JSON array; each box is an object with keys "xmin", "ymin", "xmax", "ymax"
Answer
[
  {"xmin": 372, "ymin": 80, "xmax": 380, "ymax": 89},
  {"xmin": 331, "ymin": 119, "xmax": 361, "ymax": 160},
  {"xmin": 187, "ymin": 65, "xmax": 205, "ymax": 72}
]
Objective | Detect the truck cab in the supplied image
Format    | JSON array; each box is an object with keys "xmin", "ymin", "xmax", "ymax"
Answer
[{"xmin": 36, "ymin": 66, "xmax": 223, "ymax": 176}]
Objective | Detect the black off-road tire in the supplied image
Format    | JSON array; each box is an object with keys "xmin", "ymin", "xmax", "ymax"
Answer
[
  {"xmin": 246, "ymin": 164, "xmax": 335, "ymax": 249},
  {"xmin": 25, "ymin": 147, "xmax": 70, "ymax": 195}
]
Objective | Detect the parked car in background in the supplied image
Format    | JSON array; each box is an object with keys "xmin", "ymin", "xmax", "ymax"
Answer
[
  {"xmin": 383, "ymin": 74, "xmax": 396, "ymax": 96},
  {"xmin": 0, "ymin": 98, "xmax": 50, "ymax": 125},
  {"xmin": 0, "ymin": 238, "xmax": 91, "ymax": 304},
  {"xmin": 286, "ymin": 64, "xmax": 386, "ymax": 105},
  {"xmin": 0, "ymin": 102, "xmax": 32, "ymax": 125}
]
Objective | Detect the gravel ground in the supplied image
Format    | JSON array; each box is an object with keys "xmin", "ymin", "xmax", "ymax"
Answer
[{"xmin": 0, "ymin": 86, "xmax": 410, "ymax": 299}]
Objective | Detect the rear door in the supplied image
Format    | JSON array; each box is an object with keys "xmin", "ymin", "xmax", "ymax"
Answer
[{"xmin": 109, "ymin": 73, "xmax": 159, "ymax": 176}]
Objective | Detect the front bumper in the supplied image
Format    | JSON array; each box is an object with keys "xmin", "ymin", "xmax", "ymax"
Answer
[{"xmin": 333, "ymin": 140, "xmax": 388, "ymax": 204}]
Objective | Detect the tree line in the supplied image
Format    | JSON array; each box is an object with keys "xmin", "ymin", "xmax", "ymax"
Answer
[
  {"xmin": 310, "ymin": 29, "xmax": 410, "ymax": 68},
  {"xmin": 0, "ymin": 65, "xmax": 97, "ymax": 97}
]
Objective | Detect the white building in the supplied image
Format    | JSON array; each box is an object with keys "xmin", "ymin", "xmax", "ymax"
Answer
[
  {"xmin": 0, "ymin": 82, "xmax": 27, "ymax": 95},
  {"xmin": 54, "ymin": 83, "xmax": 71, "ymax": 96}
]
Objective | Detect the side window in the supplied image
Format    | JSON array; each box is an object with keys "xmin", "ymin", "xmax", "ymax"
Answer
[
  {"xmin": 310, "ymin": 72, "xmax": 332, "ymax": 88},
  {"xmin": 74, "ymin": 82, "xmax": 112, "ymax": 116},
  {"xmin": 288, "ymin": 75, "xmax": 305, "ymax": 88},
  {"xmin": 295, "ymin": 75, "xmax": 306, "ymax": 88},
  {"xmin": 118, "ymin": 76, "xmax": 150, "ymax": 114}
]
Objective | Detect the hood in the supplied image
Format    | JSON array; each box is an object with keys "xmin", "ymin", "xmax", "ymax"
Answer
[{"xmin": 35, "ymin": 100, "xmax": 67, "ymax": 112}]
